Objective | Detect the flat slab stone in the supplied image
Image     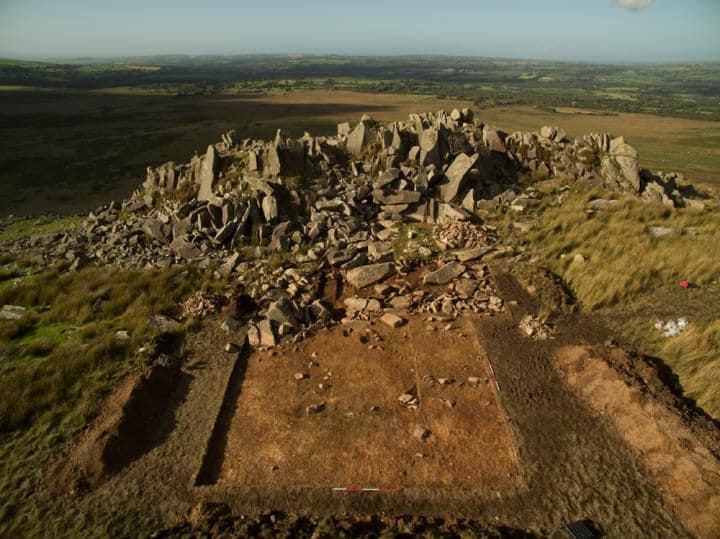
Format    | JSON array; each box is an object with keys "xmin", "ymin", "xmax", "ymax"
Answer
[
  {"xmin": 372, "ymin": 189, "xmax": 422, "ymax": 205},
  {"xmin": 423, "ymin": 262, "xmax": 466, "ymax": 285},
  {"xmin": 380, "ymin": 313, "xmax": 407, "ymax": 328},
  {"xmin": 454, "ymin": 246, "xmax": 495, "ymax": 263},
  {"xmin": 346, "ymin": 262, "xmax": 396, "ymax": 289},
  {"xmin": 0, "ymin": 305, "xmax": 26, "ymax": 320}
]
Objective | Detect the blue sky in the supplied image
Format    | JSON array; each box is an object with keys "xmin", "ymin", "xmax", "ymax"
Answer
[{"xmin": 0, "ymin": 0, "xmax": 718, "ymax": 62}]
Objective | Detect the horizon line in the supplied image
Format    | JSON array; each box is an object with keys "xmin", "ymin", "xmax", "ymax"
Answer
[{"xmin": 2, "ymin": 52, "xmax": 719, "ymax": 67}]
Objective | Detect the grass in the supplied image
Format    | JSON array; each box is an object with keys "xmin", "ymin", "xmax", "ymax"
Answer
[
  {"xmin": 0, "ymin": 263, "xmax": 223, "ymax": 536},
  {"xmin": 514, "ymin": 190, "xmax": 720, "ymax": 310},
  {"xmin": 660, "ymin": 320, "xmax": 720, "ymax": 417},
  {"xmin": 0, "ymin": 265, "xmax": 222, "ymax": 431},
  {"xmin": 504, "ymin": 186, "xmax": 720, "ymax": 418},
  {"xmin": 0, "ymin": 215, "xmax": 83, "ymax": 242}
]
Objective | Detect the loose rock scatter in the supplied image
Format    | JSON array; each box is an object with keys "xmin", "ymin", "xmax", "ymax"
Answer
[{"xmin": 0, "ymin": 109, "xmax": 704, "ymax": 352}]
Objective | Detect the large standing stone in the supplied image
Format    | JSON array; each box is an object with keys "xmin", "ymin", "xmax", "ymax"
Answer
[
  {"xmin": 439, "ymin": 153, "xmax": 479, "ymax": 202},
  {"xmin": 346, "ymin": 262, "xmax": 395, "ymax": 289},
  {"xmin": 197, "ymin": 145, "xmax": 218, "ymax": 202},
  {"xmin": 419, "ymin": 127, "xmax": 441, "ymax": 167},
  {"xmin": 484, "ymin": 128, "xmax": 507, "ymax": 153},
  {"xmin": 262, "ymin": 194, "xmax": 279, "ymax": 223},
  {"xmin": 423, "ymin": 262, "xmax": 466, "ymax": 285},
  {"xmin": 346, "ymin": 120, "xmax": 374, "ymax": 157},
  {"xmin": 247, "ymin": 150, "xmax": 259, "ymax": 172},
  {"xmin": 259, "ymin": 319, "xmax": 277, "ymax": 347},
  {"xmin": 609, "ymin": 137, "xmax": 641, "ymax": 192}
]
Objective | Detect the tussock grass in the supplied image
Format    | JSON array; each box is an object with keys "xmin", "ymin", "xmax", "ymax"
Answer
[
  {"xmin": 519, "ymin": 191, "xmax": 720, "ymax": 310},
  {"xmin": 661, "ymin": 320, "xmax": 720, "ymax": 417},
  {"xmin": 513, "ymin": 187, "xmax": 720, "ymax": 418}
]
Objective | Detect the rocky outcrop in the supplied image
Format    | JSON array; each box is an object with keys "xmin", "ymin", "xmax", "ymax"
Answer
[
  {"xmin": 439, "ymin": 153, "xmax": 479, "ymax": 202},
  {"xmin": 2, "ymin": 108, "xmax": 709, "ymax": 352},
  {"xmin": 197, "ymin": 145, "xmax": 218, "ymax": 202}
]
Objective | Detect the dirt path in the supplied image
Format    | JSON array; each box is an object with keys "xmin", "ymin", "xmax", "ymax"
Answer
[{"xmin": 471, "ymin": 270, "xmax": 689, "ymax": 536}]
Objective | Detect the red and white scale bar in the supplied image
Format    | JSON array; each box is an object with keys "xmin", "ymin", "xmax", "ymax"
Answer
[
  {"xmin": 332, "ymin": 487, "xmax": 396, "ymax": 493},
  {"xmin": 485, "ymin": 356, "xmax": 501, "ymax": 392}
]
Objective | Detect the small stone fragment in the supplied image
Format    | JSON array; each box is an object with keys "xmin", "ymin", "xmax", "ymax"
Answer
[
  {"xmin": 380, "ymin": 313, "xmax": 406, "ymax": 328},
  {"xmin": 413, "ymin": 426, "xmax": 431, "ymax": 440},
  {"xmin": 306, "ymin": 402, "xmax": 326, "ymax": 415}
]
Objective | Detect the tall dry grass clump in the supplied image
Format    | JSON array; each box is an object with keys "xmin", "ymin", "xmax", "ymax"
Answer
[
  {"xmin": 517, "ymin": 188, "xmax": 720, "ymax": 418},
  {"xmin": 521, "ymin": 192, "xmax": 720, "ymax": 310},
  {"xmin": 661, "ymin": 320, "xmax": 720, "ymax": 418}
]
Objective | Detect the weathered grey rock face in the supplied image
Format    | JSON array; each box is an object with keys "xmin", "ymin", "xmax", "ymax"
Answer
[
  {"xmin": 419, "ymin": 127, "xmax": 441, "ymax": 167},
  {"xmin": 261, "ymin": 194, "xmax": 279, "ymax": 223},
  {"xmin": 147, "ymin": 314, "xmax": 182, "ymax": 335},
  {"xmin": 454, "ymin": 246, "xmax": 493, "ymax": 263},
  {"xmin": 372, "ymin": 189, "xmax": 421, "ymax": 205},
  {"xmin": 197, "ymin": 145, "xmax": 218, "ymax": 202},
  {"xmin": 142, "ymin": 220, "xmax": 171, "ymax": 244},
  {"xmin": 258, "ymin": 318, "xmax": 277, "ymax": 347},
  {"xmin": 539, "ymin": 126, "xmax": 567, "ymax": 143},
  {"xmin": 346, "ymin": 262, "xmax": 395, "ymax": 289},
  {"xmin": 266, "ymin": 297, "xmax": 299, "ymax": 329},
  {"xmin": 346, "ymin": 119, "xmax": 375, "ymax": 157},
  {"xmin": 265, "ymin": 130, "xmax": 307, "ymax": 177},
  {"xmin": 439, "ymin": 153, "xmax": 479, "ymax": 202},
  {"xmin": 337, "ymin": 122, "xmax": 351, "ymax": 137},
  {"xmin": 608, "ymin": 137, "xmax": 641, "ymax": 192},
  {"xmin": 423, "ymin": 262, "xmax": 466, "ymax": 285},
  {"xmin": 170, "ymin": 236, "xmax": 201, "ymax": 260},
  {"xmin": 11, "ymin": 107, "xmax": 705, "ymax": 353},
  {"xmin": 483, "ymin": 128, "xmax": 506, "ymax": 153}
]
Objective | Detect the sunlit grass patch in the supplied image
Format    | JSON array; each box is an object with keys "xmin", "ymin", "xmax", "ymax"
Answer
[
  {"xmin": 0, "ymin": 265, "xmax": 220, "ymax": 432},
  {"xmin": 516, "ymin": 190, "xmax": 720, "ymax": 310},
  {"xmin": 509, "ymin": 186, "xmax": 720, "ymax": 418},
  {"xmin": 661, "ymin": 320, "xmax": 720, "ymax": 418},
  {"xmin": 0, "ymin": 215, "xmax": 83, "ymax": 243}
]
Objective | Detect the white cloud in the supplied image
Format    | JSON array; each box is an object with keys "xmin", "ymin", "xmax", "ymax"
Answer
[{"xmin": 613, "ymin": 0, "xmax": 655, "ymax": 10}]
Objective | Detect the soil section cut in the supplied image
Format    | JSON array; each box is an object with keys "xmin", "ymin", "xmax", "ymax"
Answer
[{"xmin": 555, "ymin": 345, "xmax": 720, "ymax": 538}]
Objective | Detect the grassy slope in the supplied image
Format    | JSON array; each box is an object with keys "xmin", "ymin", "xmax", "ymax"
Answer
[
  {"xmin": 0, "ymin": 262, "xmax": 220, "ymax": 535},
  {"xmin": 505, "ymin": 189, "xmax": 720, "ymax": 418}
]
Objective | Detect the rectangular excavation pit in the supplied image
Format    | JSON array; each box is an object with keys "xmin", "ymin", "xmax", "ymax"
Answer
[{"xmin": 197, "ymin": 316, "xmax": 522, "ymax": 490}]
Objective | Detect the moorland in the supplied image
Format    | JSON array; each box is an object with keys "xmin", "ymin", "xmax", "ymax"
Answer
[
  {"xmin": 0, "ymin": 55, "xmax": 719, "ymax": 537},
  {"xmin": 2, "ymin": 55, "xmax": 719, "ymax": 216}
]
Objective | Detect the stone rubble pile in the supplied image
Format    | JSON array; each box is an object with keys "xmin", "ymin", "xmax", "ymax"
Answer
[
  {"xmin": 518, "ymin": 315, "xmax": 556, "ymax": 341},
  {"xmin": 1, "ymin": 109, "xmax": 707, "ymax": 348}
]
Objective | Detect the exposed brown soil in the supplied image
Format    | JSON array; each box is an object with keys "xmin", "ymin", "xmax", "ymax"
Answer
[
  {"xmin": 213, "ymin": 315, "xmax": 521, "ymax": 490},
  {"xmin": 33, "ymin": 268, "xmax": 720, "ymax": 537},
  {"xmin": 555, "ymin": 345, "xmax": 720, "ymax": 538},
  {"xmin": 48, "ymin": 365, "xmax": 190, "ymax": 496}
]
